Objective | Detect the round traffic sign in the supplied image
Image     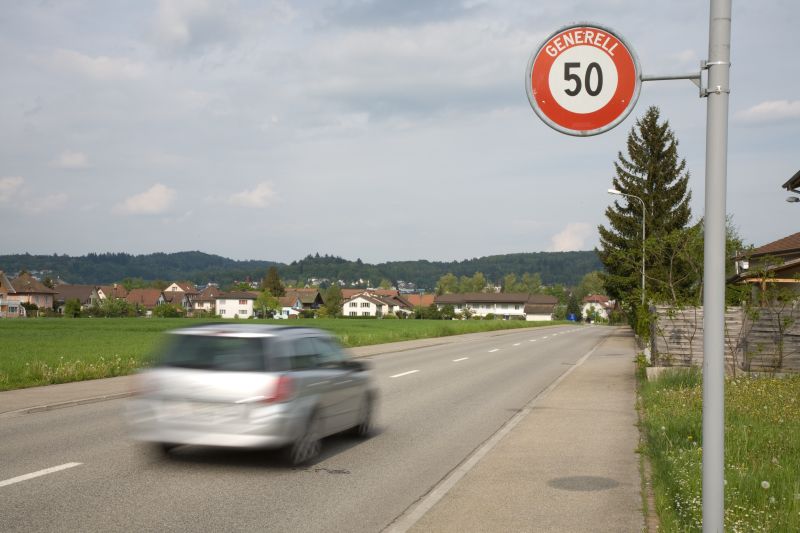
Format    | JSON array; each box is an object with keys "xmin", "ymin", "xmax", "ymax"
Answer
[{"xmin": 526, "ymin": 23, "xmax": 641, "ymax": 136}]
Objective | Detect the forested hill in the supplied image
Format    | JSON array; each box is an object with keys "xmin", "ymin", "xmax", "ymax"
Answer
[{"xmin": 1, "ymin": 250, "xmax": 601, "ymax": 289}]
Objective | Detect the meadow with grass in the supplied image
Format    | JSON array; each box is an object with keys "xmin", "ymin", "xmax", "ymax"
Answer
[
  {"xmin": 639, "ymin": 368, "xmax": 800, "ymax": 531},
  {"xmin": 0, "ymin": 318, "xmax": 564, "ymax": 391}
]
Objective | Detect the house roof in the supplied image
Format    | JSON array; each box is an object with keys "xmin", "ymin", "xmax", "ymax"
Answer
[
  {"xmin": 524, "ymin": 303, "xmax": 556, "ymax": 315},
  {"xmin": 403, "ymin": 294, "xmax": 436, "ymax": 307},
  {"xmin": 435, "ymin": 293, "xmax": 557, "ymax": 305},
  {"xmin": 10, "ymin": 272, "xmax": 56, "ymax": 295},
  {"xmin": 749, "ymin": 231, "xmax": 800, "ymax": 258},
  {"xmin": 168, "ymin": 281, "xmax": 199, "ymax": 294},
  {"xmin": 195, "ymin": 285, "xmax": 221, "ymax": 302},
  {"xmin": 284, "ymin": 288, "xmax": 323, "ymax": 305},
  {"xmin": 279, "ymin": 295, "xmax": 302, "ymax": 307},
  {"xmin": 782, "ymin": 169, "xmax": 800, "ymax": 192},
  {"xmin": 217, "ymin": 291, "xmax": 260, "ymax": 300},
  {"xmin": 126, "ymin": 288, "xmax": 164, "ymax": 307},
  {"xmin": 582, "ymin": 294, "xmax": 610, "ymax": 304},
  {"xmin": 0, "ymin": 271, "xmax": 15, "ymax": 294},
  {"xmin": 341, "ymin": 288, "xmax": 398, "ymax": 299},
  {"xmin": 54, "ymin": 284, "xmax": 97, "ymax": 304},
  {"xmin": 98, "ymin": 284, "xmax": 128, "ymax": 299}
]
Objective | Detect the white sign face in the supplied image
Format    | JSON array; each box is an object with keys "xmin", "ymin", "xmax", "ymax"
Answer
[
  {"xmin": 547, "ymin": 45, "xmax": 619, "ymax": 114},
  {"xmin": 526, "ymin": 23, "xmax": 641, "ymax": 136}
]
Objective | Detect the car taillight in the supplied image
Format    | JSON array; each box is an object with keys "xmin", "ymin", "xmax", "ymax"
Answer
[{"xmin": 264, "ymin": 374, "xmax": 294, "ymax": 403}]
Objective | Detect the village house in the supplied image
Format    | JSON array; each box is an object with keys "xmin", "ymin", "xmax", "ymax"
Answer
[
  {"xmin": 54, "ymin": 284, "xmax": 100, "ymax": 314},
  {"xmin": 192, "ymin": 285, "xmax": 220, "ymax": 315},
  {"xmin": 434, "ymin": 292, "xmax": 558, "ymax": 321},
  {"xmin": 9, "ymin": 272, "xmax": 57, "ymax": 314},
  {"xmin": 97, "ymin": 284, "xmax": 128, "ymax": 301},
  {"xmin": 126, "ymin": 288, "xmax": 166, "ymax": 316},
  {"xmin": 0, "ymin": 271, "xmax": 22, "ymax": 318},
  {"xmin": 341, "ymin": 291, "xmax": 413, "ymax": 318},
  {"xmin": 215, "ymin": 291, "xmax": 259, "ymax": 319},
  {"xmin": 581, "ymin": 294, "xmax": 614, "ymax": 322}
]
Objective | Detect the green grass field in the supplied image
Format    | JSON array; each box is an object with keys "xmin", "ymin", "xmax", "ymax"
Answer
[
  {"xmin": 639, "ymin": 368, "xmax": 800, "ymax": 532},
  {"xmin": 0, "ymin": 317, "xmax": 565, "ymax": 391}
]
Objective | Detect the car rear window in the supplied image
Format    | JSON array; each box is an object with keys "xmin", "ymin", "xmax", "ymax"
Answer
[{"xmin": 158, "ymin": 334, "xmax": 270, "ymax": 372}]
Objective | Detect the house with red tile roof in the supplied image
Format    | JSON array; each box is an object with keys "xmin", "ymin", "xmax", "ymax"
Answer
[
  {"xmin": 342, "ymin": 291, "xmax": 413, "ymax": 318},
  {"xmin": 54, "ymin": 284, "xmax": 100, "ymax": 314},
  {"xmin": 97, "ymin": 284, "xmax": 128, "ymax": 301},
  {"xmin": 729, "ymin": 231, "xmax": 800, "ymax": 293},
  {"xmin": 10, "ymin": 272, "xmax": 57, "ymax": 313},
  {"xmin": 581, "ymin": 294, "xmax": 614, "ymax": 322},
  {"xmin": 126, "ymin": 289, "xmax": 166, "ymax": 315},
  {"xmin": 0, "ymin": 271, "xmax": 23, "ymax": 318}
]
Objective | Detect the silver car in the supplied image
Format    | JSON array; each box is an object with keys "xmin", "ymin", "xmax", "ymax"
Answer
[{"xmin": 127, "ymin": 324, "xmax": 376, "ymax": 465}]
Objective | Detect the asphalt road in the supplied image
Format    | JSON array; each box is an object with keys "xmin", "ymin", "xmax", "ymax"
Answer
[{"xmin": 1, "ymin": 325, "xmax": 613, "ymax": 532}]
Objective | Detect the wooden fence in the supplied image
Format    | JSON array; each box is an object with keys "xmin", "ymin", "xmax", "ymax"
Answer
[{"xmin": 651, "ymin": 305, "xmax": 800, "ymax": 373}]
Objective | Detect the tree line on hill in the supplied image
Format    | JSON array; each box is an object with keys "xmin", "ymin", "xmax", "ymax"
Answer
[{"xmin": 0, "ymin": 249, "xmax": 602, "ymax": 291}]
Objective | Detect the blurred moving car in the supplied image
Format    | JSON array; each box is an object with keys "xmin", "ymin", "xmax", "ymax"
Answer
[{"xmin": 127, "ymin": 324, "xmax": 377, "ymax": 465}]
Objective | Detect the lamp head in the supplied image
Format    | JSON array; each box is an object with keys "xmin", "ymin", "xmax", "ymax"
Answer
[
  {"xmin": 787, "ymin": 196, "xmax": 800, "ymax": 203},
  {"xmin": 608, "ymin": 188, "xmax": 622, "ymax": 195}
]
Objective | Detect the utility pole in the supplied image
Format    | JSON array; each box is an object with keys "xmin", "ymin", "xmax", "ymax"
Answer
[{"xmin": 702, "ymin": 1, "xmax": 731, "ymax": 531}]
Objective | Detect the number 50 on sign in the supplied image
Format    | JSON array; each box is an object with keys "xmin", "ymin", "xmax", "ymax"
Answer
[{"xmin": 526, "ymin": 23, "xmax": 641, "ymax": 136}]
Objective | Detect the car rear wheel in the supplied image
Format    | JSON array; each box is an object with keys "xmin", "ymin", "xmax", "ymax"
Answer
[
  {"xmin": 350, "ymin": 394, "xmax": 373, "ymax": 438},
  {"xmin": 287, "ymin": 412, "xmax": 321, "ymax": 466}
]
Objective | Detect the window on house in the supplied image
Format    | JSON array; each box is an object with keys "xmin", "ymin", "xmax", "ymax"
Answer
[
  {"xmin": 349, "ymin": 311, "xmax": 357, "ymax": 316},
  {"xmin": 350, "ymin": 302, "xmax": 357, "ymax": 307},
  {"xmin": 361, "ymin": 302, "xmax": 369, "ymax": 308},
  {"xmin": 240, "ymin": 309, "xmax": 248, "ymax": 315},
  {"xmin": 220, "ymin": 309, "xmax": 226, "ymax": 315},
  {"xmin": 239, "ymin": 299, "xmax": 247, "ymax": 305},
  {"xmin": 362, "ymin": 311, "xmax": 370, "ymax": 316},
  {"xmin": 515, "ymin": 304, "xmax": 520, "ymax": 310}
]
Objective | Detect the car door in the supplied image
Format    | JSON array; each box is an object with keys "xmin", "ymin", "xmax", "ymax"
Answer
[
  {"xmin": 290, "ymin": 336, "xmax": 342, "ymax": 435},
  {"xmin": 312, "ymin": 336, "xmax": 363, "ymax": 431}
]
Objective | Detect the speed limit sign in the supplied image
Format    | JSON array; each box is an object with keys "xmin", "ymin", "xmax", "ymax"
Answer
[{"xmin": 526, "ymin": 23, "xmax": 641, "ymax": 136}]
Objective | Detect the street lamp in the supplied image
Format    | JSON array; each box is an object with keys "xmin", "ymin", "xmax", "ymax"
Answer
[{"xmin": 608, "ymin": 188, "xmax": 646, "ymax": 307}]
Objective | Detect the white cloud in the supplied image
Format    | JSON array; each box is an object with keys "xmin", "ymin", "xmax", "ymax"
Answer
[
  {"xmin": 114, "ymin": 184, "xmax": 176, "ymax": 215},
  {"xmin": 53, "ymin": 49, "xmax": 146, "ymax": 81},
  {"xmin": 24, "ymin": 193, "xmax": 69, "ymax": 213},
  {"xmin": 0, "ymin": 176, "xmax": 24, "ymax": 203},
  {"xmin": 549, "ymin": 223, "xmax": 593, "ymax": 252},
  {"xmin": 53, "ymin": 150, "xmax": 89, "ymax": 169},
  {"xmin": 153, "ymin": 0, "xmax": 241, "ymax": 55},
  {"xmin": 736, "ymin": 100, "xmax": 800, "ymax": 124},
  {"xmin": 228, "ymin": 182, "xmax": 276, "ymax": 208}
]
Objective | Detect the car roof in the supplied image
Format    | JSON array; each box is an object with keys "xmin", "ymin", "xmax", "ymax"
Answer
[{"xmin": 168, "ymin": 323, "xmax": 330, "ymax": 338}]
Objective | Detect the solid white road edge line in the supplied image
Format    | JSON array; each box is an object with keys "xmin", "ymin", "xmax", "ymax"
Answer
[
  {"xmin": 383, "ymin": 338, "xmax": 603, "ymax": 533},
  {"xmin": 390, "ymin": 370, "xmax": 420, "ymax": 379},
  {"xmin": 452, "ymin": 358, "xmax": 469, "ymax": 362},
  {"xmin": 0, "ymin": 462, "xmax": 82, "ymax": 488}
]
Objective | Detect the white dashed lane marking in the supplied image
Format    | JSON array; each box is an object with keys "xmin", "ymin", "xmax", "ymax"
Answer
[
  {"xmin": 0, "ymin": 463, "xmax": 82, "ymax": 488},
  {"xmin": 452, "ymin": 357, "xmax": 469, "ymax": 362},
  {"xmin": 390, "ymin": 370, "xmax": 420, "ymax": 379},
  {"xmin": 488, "ymin": 349, "xmax": 499, "ymax": 353}
]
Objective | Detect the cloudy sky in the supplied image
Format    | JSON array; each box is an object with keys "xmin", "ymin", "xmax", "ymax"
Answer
[{"xmin": 1, "ymin": 1, "xmax": 798, "ymax": 263}]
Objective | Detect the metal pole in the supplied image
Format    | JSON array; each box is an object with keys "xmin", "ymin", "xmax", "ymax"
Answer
[{"xmin": 703, "ymin": 0, "xmax": 731, "ymax": 531}]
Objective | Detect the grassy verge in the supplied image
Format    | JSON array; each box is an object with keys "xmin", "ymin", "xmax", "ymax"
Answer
[
  {"xmin": 639, "ymin": 368, "xmax": 800, "ymax": 531},
  {"xmin": 0, "ymin": 318, "xmax": 566, "ymax": 391}
]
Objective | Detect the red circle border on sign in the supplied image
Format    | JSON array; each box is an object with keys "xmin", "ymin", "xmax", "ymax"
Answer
[{"xmin": 526, "ymin": 24, "xmax": 641, "ymax": 136}]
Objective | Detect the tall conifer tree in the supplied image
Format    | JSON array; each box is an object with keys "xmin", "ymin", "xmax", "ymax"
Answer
[
  {"xmin": 262, "ymin": 266, "xmax": 285, "ymax": 296},
  {"xmin": 598, "ymin": 106, "xmax": 692, "ymax": 311}
]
